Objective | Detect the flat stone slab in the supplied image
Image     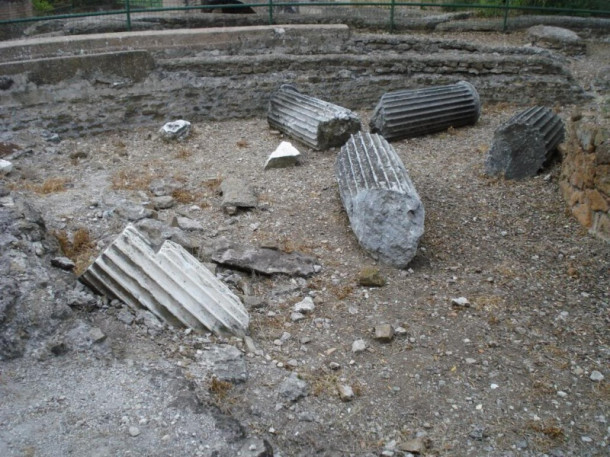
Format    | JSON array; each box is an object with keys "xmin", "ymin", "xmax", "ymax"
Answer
[
  {"xmin": 528, "ymin": 25, "xmax": 585, "ymax": 55},
  {"xmin": 221, "ymin": 177, "xmax": 258, "ymax": 209},
  {"xmin": 212, "ymin": 244, "xmax": 320, "ymax": 277}
]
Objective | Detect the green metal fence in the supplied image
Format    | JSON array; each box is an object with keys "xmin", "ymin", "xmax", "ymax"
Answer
[{"xmin": 1, "ymin": 0, "xmax": 609, "ymax": 35}]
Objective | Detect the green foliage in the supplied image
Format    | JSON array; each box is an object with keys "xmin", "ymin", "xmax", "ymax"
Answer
[
  {"xmin": 442, "ymin": 0, "xmax": 608, "ymax": 16},
  {"xmin": 32, "ymin": 0, "xmax": 54, "ymax": 15}
]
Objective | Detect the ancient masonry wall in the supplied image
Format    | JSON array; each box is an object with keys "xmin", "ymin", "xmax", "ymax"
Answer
[
  {"xmin": 0, "ymin": 25, "xmax": 589, "ymax": 138},
  {"xmin": 560, "ymin": 107, "xmax": 610, "ymax": 241}
]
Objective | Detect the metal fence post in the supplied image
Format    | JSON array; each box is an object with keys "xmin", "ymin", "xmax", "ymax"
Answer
[
  {"xmin": 268, "ymin": 0, "xmax": 274, "ymax": 24},
  {"xmin": 390, "ymin": 0, "xmax": 395, "ymax": 33},
  {"xmin": 503, "ymin": 0, "xmax": 510, "ymax": 32},
  {"xmin": 126, "ymin": 0, "xmax": 132, "ymax": 31}
]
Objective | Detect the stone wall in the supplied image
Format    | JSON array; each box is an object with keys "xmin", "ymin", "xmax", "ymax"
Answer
[
  {"xmin": 560, "ymin": 104, "xmax": 610, "ymax": 241},
  {"xmin": 0, "ymin": 25, "xmax": 589, "ymax": 140}
]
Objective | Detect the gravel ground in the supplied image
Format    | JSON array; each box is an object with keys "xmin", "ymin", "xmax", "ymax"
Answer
[{"xmin": 1, "ymin": 31, "xmax": 608, "ymax": 457}]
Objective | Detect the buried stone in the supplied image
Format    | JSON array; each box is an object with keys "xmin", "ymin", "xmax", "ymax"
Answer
[
  {"xmin": 485, "ymin": 106, "xmax": 565, "ymax": 180},
  {"xmin": 370, "ymin": 81, "xmax": 480, "ymax": 141},
  {"xmin": 267, "ymin": 84, "xmax": 361, "ymax": 150},
  {"xmin": 335, "ymin": 132, "xmax": 424, "ymax": 268}
]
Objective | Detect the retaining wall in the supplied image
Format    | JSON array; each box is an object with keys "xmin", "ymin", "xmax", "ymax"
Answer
[{"xmin": 0, "ymin": 25, "xmax": 589, "ymax": 138}]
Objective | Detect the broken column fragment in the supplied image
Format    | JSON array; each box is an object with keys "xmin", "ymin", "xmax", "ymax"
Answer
[
  {"xmin": 267, "ymin": 84, "xmax": 362, "ymax": 150},
  {"xmin": 485, "ymin": 106, "xmax": 565, "ymax": 180},
  {"xmin": 80, "ymin": 225, "xmax": 249, "ymax": 337},
  {"xmin": 370, "ymin": 81, "xmax": 481, "ymax": 141},
  {"xmin": 335, "ymin": 132, "xmax": 425, "ymax": 268}
]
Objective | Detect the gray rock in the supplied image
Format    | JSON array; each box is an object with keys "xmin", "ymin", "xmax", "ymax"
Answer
[
  {"xmin": 159, "ymin": 119, "xmax": 191, "ymax": 141},
  {"xmin": 212, "ymin": 244, "xmax": 319, "ymax": 277},
  {"xmin": 173, "ymin": 216, "xmax": 204, "ymax": 231},
  {"xmin": 279, "ymin": 373, "xmax": 309, "ymax": 402},
  {"xmin": 485, "ymin": 106, "xmax": 565, "ymax": 180},
  {"xmin": 221, "ymin": 177, "xmax": 258, "ymax": 210},
  {"xmin": 117, "ymin": 309, "xmax": 135, "ymax": 326},
  {"xmin": 264, "ymin": 141, "xmax": 301, "ymax": 170},
  {"xmin": 115, "ymin": 202, "xmax": 154, "ymax": 222},
  {"xmin": 294, "ymin": 297, "xmax": 315, "ymax": 314},
  {"xmin": 128, "ymin": 426, "xmax": 141, "ymax": 437},
  {"xmin": 0, "ymin": 159, "xmax": 12, "ymax": 175},
  {"xmin": 352, "ymin": 339, "xmax": 367, "ymax": 353},
  {"xmin": 374, "ymin": 324, "xmax": 395, "ymax": 343},
  {"xmin": 197, "ymin": 345, "xmax": 248, "ymax": 384},
  {"xmin": 268, "ymin": 84, "xmax": 361, "ymax": 150},
  {"xmin": 335, "ymin": 132, "xmax": 425, "ymax": 268},
  {"xmin": 290, "ymin": 312, "xmax": 306, "ymax": 322},
  {"xmin": 528, "ymin": 25, "xmax": 585, "ymax": 55},
  {"xmin": 590, "ymin": 370, "xmax": 604, "ymax": 382},
  {"xmin": 51, "ymin": 256, "xmax": 75, "ymax": 271},
  {"xmin": 237, "ymin": 437, "xmax": 273, "ymax": 457},
  {"xmin": 337, "ymin": 384, "xmax": 355, "ymax": 402},
  {"xmin": 451, "ymin": 297, "xmax": 470, "ymax": 308},
  {"xmin": 151, "ymin": 196, "xmax": 175, "ymax": 210}
]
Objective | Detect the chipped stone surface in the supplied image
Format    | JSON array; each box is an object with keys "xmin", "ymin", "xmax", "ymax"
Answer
[
  {"xmin": 264, "ymin": 141, "xmax": 301, "ymax": 170},
  {"xmin": 485, "ymin": 106, "xmax": 565, "ymax": 180},
  {"xmin": 335, "ymin": 132, "xmax": 424, "ymax": 268}
]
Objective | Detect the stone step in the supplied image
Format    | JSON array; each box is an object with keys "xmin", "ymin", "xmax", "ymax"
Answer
[
  {"xmin": 485, "ymin": 106, "xmax": 565, "ymax": 180},
  {"xmin": 80, "ymin": 225, "xmax": 249, "ymax": 337},
  {"xmin": 267, "ymin": 84, "xmax": 362, "ymax": 150},
  {"xmin": 369, "ymin": 80, "xmax": 481, "ymax": 141},
  {"xmin": 335, "ymin": 131, "xmax": 424, "ymax": 268}
]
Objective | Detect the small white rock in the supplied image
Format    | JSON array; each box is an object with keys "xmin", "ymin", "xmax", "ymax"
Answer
[
  {"xmin": 590, "ymin": 370, "xmax": 604, "ymax": 382},
  {"xmin": 264, "ymin": 141, "xmax": 301, "ymax": 169},
  {"xmin": 451, "ymin": 297, "xmax": 470, "ymax": 307},
  {"xmin": 352, "ymin": 339, "xmax": 367, "ymax": 354},
  {"xmin": 128, "ymin": 426, "xmax": 140, "ymax": 437},
  {"xmin": 0, "ymin": 159, "xmax": 13, "ymax": 175},
  {"xmin": 294, "ymin": 296, "xmax": 315, "ymax": 314},
  {"xmin": 290, "ymin": 312, "xmax": 305, "ymax": 322}
]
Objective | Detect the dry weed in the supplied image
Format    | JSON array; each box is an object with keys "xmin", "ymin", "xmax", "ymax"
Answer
[
  {"xmin": 54, "ymin": 227, "xmax": 96, "ymax": 275},
  {"xmin": 209, "ymin": 377, "xmax": 233, "ymax": 400},
  {"xmin": 175, "ymin": 147, "xmax": 193, "ymax": 159},
  {"xmin": 111, "ymin": 169, "xmax": 155, "ymax": 191}
]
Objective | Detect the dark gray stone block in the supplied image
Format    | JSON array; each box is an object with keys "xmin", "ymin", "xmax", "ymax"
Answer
[{"xmin": 485, "ymin": 106, "xmax": 565, "ymax": 180}]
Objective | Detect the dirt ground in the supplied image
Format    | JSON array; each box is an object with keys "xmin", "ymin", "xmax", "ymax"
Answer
[{"xmin": 1, "ymin": 30, "xmax": 608, "ymax": 457}]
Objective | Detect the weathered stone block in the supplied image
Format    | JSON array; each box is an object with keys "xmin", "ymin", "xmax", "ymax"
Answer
[
  {"xmin": 369, "ymin": 81, "xmax": 480, "ymax": 141},
  {"xmin": 485, "ymin": 106, "xmax": 565, "ymax": 180},
  {"xmin": 267, "ymin": 84, "xmax": 361, "ymax": 150},
  {"xmin": 572, "ymin": 202, "xmax": 592, "ymax": 228},
  {"xmin": 335, "ymin": 132, "xmax": 424, "ymax": 268},
  {"xmin": 586, "ymin": 189, "xmax": 609, "ymax": 212}
]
